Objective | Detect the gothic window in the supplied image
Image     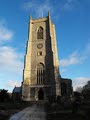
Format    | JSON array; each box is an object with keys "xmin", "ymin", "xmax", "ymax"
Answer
[
  {"xmin": 37, "ymin": 27, "xmax": 43, "ymax": 39},
  {"xmin": 37, "ymin": 63, "xmax": 45, "ymax": 84}
]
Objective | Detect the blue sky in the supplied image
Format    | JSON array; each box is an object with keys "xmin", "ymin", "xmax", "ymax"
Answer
[{"xmin": 0, "ymin": 0, "xmax": 90, "ymax": 92}]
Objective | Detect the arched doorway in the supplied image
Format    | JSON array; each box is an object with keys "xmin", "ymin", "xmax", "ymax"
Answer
[{"xmin": 38, "ymin": 88, "xmax": 44, "ymax": 100}]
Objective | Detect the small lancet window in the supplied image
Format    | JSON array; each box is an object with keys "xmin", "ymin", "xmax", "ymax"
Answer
[{"xmin": 37, "ymin": 27, "xmax": 43, "ymax": 39}]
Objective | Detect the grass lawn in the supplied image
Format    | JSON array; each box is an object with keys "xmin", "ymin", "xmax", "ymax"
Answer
[
  {"xmin": 47, "ymin": 101, "xmax": 90, "ymax": 120},
  {"xmin": 0, "ymin": 102, "xmax": 32, "ymax": 120},
  {"xmin": 0, "ymin": 101, "xmax": 90, "ymax": 120}
]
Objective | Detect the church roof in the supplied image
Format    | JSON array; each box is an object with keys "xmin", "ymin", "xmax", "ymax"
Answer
[{"xmin": 13, "ymin": 86, "xmax": 21, "ymax": 93}]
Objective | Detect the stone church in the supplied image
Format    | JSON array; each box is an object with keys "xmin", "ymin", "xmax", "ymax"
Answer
[{"xmin": 21, "ymin": 12, "xmax": 61, "ymax": 101}]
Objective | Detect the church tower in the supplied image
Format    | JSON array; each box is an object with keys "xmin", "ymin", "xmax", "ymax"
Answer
[{"xmin": 21, "ymin": 12, "xmax": 61, "ymax": 101}]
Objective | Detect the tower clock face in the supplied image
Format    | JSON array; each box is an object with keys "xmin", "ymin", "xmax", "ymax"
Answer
[{"xmin": 37, "ymin": 43, "xmax": 43, "ymax": 49}]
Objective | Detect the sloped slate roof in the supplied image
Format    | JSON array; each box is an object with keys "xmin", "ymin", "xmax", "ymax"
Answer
[{"xmin": 13, "ymin": 87, "xmax": 21, "ymax": 93}]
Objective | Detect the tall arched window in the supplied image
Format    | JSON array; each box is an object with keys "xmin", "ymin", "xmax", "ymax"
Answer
[
  {"xmin": 37, "ymin": 27, "xmax": 43, "ymax": 39},
  {"xmin": 37, "ymin": 63, "xmax": 45, "ymax": 84}
]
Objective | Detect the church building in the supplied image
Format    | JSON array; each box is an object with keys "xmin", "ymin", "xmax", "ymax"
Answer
[{"xmin": 21, "ymin": 12, "xmax": 61, "ymax": 101}]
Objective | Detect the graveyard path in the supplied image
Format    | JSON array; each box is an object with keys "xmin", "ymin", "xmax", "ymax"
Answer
[{"xmin": 9, "ymin": 103, "xmax": 47, "ymax": 120}]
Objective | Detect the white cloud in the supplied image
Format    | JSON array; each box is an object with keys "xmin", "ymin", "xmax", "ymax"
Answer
[
  {"xmin": 37, "ymin": 4, "xmax": 52, "ymax": 17},
  {"xmin": 60, "ymin": 41, "xmax": 90, "ymax": 67},
  {"xmin": 22, "ymin": 0, "xmax": 82, "ymax": 19},
  {"xmin": 60, "ymin": 51, "xmax": 80, "ymax": 67},
  {"xmin": 23, "ymin": 1, "xmax": 53, "ymax": 17},
  {"xmin": 5, "ymin": 80, "xmax": 21, "ymax": 92},
  {"xmin": 73, "ymin": 77, "xmax": 90, "ymax": 91},
  {"xmin": 61, "ymin": 0, "xmax": 80, "ymax": 11},
  {"xmin": 0, "ymin": 21, "xmax": 13, "ymax": 42},
  {"xmin": 0, "ymin": 46, "xmax": 23, "ymax": 92},
  {"xmin": 22, "ymin": 0, "xmax": 81, "ymax": 19},
  {"xmin": 0, "ymin": 46, "xmax": 23, "ymax": 73},
  {"xmin": 6, "ymin": 80, "xmax": 21, "ymax": 88}
]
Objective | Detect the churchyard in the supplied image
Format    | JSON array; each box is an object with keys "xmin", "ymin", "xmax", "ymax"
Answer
[{"xmin": 0, "ymin": 98, "xmax": 90, "ymax": 120}]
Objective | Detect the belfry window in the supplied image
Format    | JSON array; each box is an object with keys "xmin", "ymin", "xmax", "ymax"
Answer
[
  {"xmin": 37, "ymin": 63, "xmax": 45, "ymax": 84},
  {"xmin": 37, "ymin": 27, "xmax": 43, "ymax": 39}
]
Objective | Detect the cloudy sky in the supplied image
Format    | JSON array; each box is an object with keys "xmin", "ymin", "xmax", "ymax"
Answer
[{"xmin": 0, "ymin": 0, "xmax": 90, "ymax": 92}]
